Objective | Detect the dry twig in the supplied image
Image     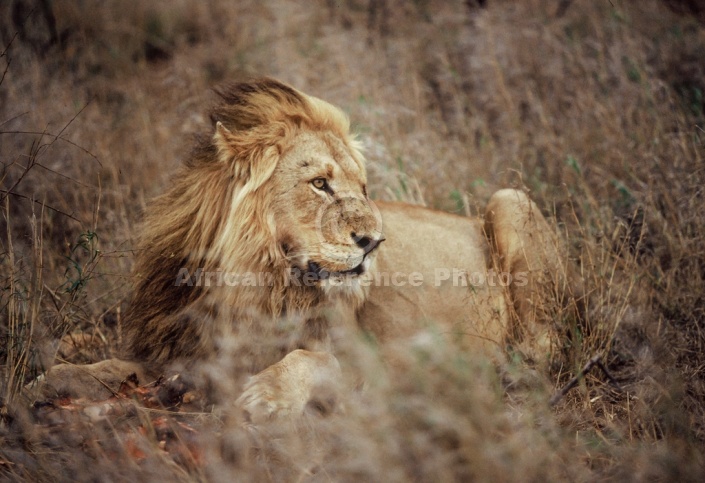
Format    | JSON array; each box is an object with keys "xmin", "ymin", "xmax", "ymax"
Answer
[{"xmin": 549, "ymin": 355, "xmax": 623, "ymax": 407}]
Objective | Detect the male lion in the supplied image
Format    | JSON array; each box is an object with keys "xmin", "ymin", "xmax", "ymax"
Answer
[{"xmin": 37, "ymin": 79, "xmax": 576, "ymax": 420}]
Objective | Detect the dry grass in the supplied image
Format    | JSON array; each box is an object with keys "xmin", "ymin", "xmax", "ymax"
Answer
[{"xmin": 1, "ymin": 0, "xmax": 704, "ymax": 480}]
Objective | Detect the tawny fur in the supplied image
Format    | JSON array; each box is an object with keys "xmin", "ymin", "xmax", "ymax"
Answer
[{"xmin": 121, "ymin": 79, "xmax": 371, "ymax": 368}]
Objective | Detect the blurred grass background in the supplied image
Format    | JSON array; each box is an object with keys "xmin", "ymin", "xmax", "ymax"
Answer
[{"xmin": 1, "ymin": 0, "xmax": 704, "ymax": 480}]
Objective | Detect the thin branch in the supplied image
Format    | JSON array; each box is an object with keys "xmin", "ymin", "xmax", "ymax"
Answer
[
  {"xmin": 0, "ymin": 130, "xmax": 102, "ymax": 168},
  {"xmin": 0, "ymin": 100, "xmax": 101, "ymax": 210},
  {"xmin": 16, "ymin": 100, "xmax": 96, "ymax": 173},
  {"xmin": 0, "ymin": 56, "xmax": 11, "ymax": 86},
  {"xmin": 33, "ymin": 161, "xmax": 99, "ymax": 189},
  {"xmin": 0, "ymin": 111, "xmax": 30, "ymax": 129},
  {"xmin": 594, "ymin": 358, "xmax": 622, "ymax": 389},
  {"xmin": 1, "ymin": 30, "xmax": 18, "ymax": 58},
  {"xmin": 0, "ymin": 190, "xmax": 81, "ymax": 223},
  {"xmin": 1, "ymin": 136, "xmax": 42, "ymax": 201},
  {"xmin": 549, "ymin": 355, "xmax": 623, "ymax": 407},
  {"xmin": 46, "ymin": 99, "xmax": 94, "ymax": 157},
  {"xmin": 2, "ymin": 154, "xmax": 96, "ymax": 190}
]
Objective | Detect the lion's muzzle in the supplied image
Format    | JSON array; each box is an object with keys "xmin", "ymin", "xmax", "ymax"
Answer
[{"xmin": 296, "ymin": 234, "xmax": 384, "ymax": 283}]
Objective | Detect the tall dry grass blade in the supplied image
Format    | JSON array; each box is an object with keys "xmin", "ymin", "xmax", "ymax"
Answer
[{"xmin": 1, "ymin": 198, "xmax": 44, "ymax": 405}]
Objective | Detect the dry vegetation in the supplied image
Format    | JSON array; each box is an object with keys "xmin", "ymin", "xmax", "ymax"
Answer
[{"xmin": 1, "ymin": 0, "xmax": 704, "ymax": 480}]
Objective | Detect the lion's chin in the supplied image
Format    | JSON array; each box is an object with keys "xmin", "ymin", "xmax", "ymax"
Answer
[
  {"xmin": 306, "ymin": 260, "xmax": 365, "ymax": 280},
  {"xmin": 293, "ymin": 256, "xmax": 373, "ymax": 283}
]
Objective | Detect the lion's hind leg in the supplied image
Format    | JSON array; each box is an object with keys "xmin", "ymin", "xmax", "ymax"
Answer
[
  {"xmin": 485, "ymin": 189, "xmax": 582, "ymax": 361},
  {"xmin": 26, "ymin": 359, "xmax": 150, "ymax": 401}
]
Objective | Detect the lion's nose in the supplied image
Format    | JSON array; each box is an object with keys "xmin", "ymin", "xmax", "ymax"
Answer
[{"xmin": 351, "ymin": 233, "xmax": 385, "ymax": 255}]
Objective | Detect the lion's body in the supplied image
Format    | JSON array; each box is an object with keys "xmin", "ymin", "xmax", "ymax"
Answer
[
  {"xmin": 35, "ymin": 79, "xmax": 576, "ymax": 412},
  {"xmin": 361, "ymin": 202, "xmax": 508, "ymax": 353}
]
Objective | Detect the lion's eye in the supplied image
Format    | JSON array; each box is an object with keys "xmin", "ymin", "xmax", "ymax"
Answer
[{"xmin": 312, "ymin": 178, "xmax": 328, "ymax": 191}]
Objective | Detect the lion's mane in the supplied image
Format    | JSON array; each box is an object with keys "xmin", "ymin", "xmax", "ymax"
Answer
[{"xmin": 122, "ymin": 79, "xmax": 363, "ymax": 366}]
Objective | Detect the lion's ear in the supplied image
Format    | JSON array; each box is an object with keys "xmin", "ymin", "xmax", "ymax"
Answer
[{"xmin": 213, "ymin": 121, "xmax": 236, "ymax": 163}]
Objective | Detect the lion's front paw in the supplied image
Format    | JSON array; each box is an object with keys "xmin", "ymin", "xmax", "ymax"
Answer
[{"xmin": 235, "ymin": 349, "xmax": 343, "ymax": 425}]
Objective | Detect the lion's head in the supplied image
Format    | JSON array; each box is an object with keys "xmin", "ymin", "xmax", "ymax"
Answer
[
  {"xmin": 123, "ymin": 79, "xmax": 383, "ymax": 364},
  {"xmin": 209, "ymin": 79, "xmax": 384, "ymax": 288}
]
